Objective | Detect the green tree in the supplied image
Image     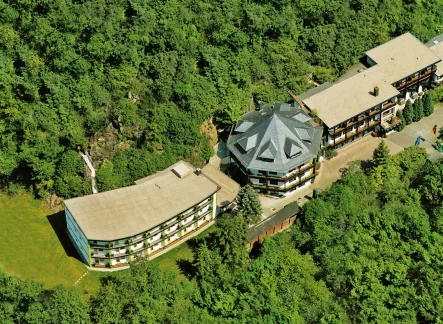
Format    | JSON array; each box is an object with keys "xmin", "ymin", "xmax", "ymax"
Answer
[
  {"xmin": 438, "ymin": 127, "xmax": 443, "ymax": 140},
  {"xmin": 403, "ymin": 100, "xmax": 413, "ymax": 125},
  {"xmin": 95, "ymin": 160, "xmax": 121, "ymax": 192},
  {"xmin": 396, "ymin": 109, "xmax": 406, "ymax": 131},
  {"xmin": 422, "ymin": 91, "xmax": 434, "ymax": 116},
  {"xmin": 372, "ymin": 140, "xmax": 390, "ymax": 168},
  {"xmin": 235, "ymin": 185, "xmax": 262, "ymax": 224},
  {"xmin": 214, "ymin": 213, "xmax": 248, "ymax": 270},
  {"xmin": 413, "ymin": 97, "xmax": 424, "ymax": 122}
]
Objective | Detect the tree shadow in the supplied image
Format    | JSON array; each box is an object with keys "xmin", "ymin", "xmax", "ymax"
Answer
[
  {"xmin": 46, "ymin": 211, "xmax": 83, "ymax": 263},
  {"xmin": 176, "ymin": 231, "xmax": 219, "ymax": 279},
  {"xmin": 176, "ymin": 259, "xmax": 197, "ymax": 279},
  {"xmin": 249, "ymin": 240, "xmax": 263, "ymax": 259},
  {"xmin": 360, "ymin": 159, "xmax": 373, "ymax": 170}
]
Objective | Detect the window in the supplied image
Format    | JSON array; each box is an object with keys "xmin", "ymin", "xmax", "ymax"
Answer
[
  {"xmin": 268, "ymin": 171, "xmax": 277, "ymax": 175},
  {"xmin": 95, "ymin": 259, "xmax": 99, "ymax": 263},
  {"xmin": 269, "ymin": 180, "xmax": 279, "ymax": 185},
  {"xmin": 259, "ymin": 178, "xmax": 266, "ymax": 184},
  {"xmin": 290, "ymin": 151, "xmax": 302, "ymax": 159},
  {"xmin": 258, "ymin": 170, "xmax": 266, "ymax": 175},
  {"xmin": 99, "ymin": 248, "xmax": 103, "ymax": 252},
  {"xmin": 259, "ymin": 157, "xmax": 274, "ymax": 162}
]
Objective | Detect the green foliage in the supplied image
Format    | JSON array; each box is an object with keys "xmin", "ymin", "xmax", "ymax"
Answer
[
  {"xmin": 54, "ymin": 150, "xmax": 90, "ymax": 198},
  {"xmin": 403, "ymin": 100, "xmax": 414, "ymax": 125},
  {"xmin": 294, "ymin": 148, "xmax": 443, "ymax": 323},
  {"xmin": 214, "ymin": 213, "xmax": 248, "ymax": 270},
  {"xmin": 423, "ymin": 91, "xmax": 434, "ymax": 117},
  {"xmin": 324, "ymin": 147, "xmax": 337, "ymax": 160},
  {"xmin": 430, "ymin": 86, "xmax": 443, "ymax": 103},
  {"xmin": 396, "ymin": 109, "xmax": 406, "ymax": 131},
  {"xmin": 3, "ymin": 0, "xmax": 443, "ymax": 198},
  {"xmin": 413, "ymin": 97, "xmax": 424, "ymax": 122},
  {"xmin": 439, "ymin": 127, "xmax": 443, "ymax": 140},
  {"xmin": 235, "ymin": 185, "xmax": 262, "ymax": 225},
  {"xmin": 372, "ymin": 140, "xmax": 390, "ymax": 168}
]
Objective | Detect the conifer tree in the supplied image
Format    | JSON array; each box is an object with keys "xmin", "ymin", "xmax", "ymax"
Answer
[
  {"xmin": 423, "ymin": 91, "xmax": 434, "ymax": 117},
  {"xmin": 397, "ymin": 110, "xmax": 406, "ymax": 131},
  {"xmin": 413, "ymin": 98, "xmax": 424, "ymax": 122},
  {"xmin": 372, "ymin": 139, "xmax": 390, "ymax": 167},
  {"xmin": 403, "ymin": 100, "xmax": 413, "ymax": 125},
  {"xmin": 235, "ymin": 185, "xmax": 262, "ymax": 225}
]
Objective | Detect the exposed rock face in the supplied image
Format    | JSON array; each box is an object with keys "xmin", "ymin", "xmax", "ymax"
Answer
[{"xmin": 87, "ymin": 124, "xmax": 132, "ymax": 167}]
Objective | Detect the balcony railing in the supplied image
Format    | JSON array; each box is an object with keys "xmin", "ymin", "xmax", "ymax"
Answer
[
  {"xmin": 369, "ymin": 109, "xmax": 381, "ymax": 116},
  {"xmin": 249, "ymin": 163, "xmax": 314, "ymax": 182},
  {"xmin": 381, "ymin": 101, "xmax": 395, "ymax": 110}
]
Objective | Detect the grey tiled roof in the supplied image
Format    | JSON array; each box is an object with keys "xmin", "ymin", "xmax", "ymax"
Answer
[{"xmin": 227, "ymin": 103, "xmax": 323, "ymax": 173}]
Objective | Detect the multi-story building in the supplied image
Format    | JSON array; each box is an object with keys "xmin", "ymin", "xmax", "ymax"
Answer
[
  {"xmin": 426, "ymin": 34, "xmax": 443, "ymax": 86},
  {"xmin": 64, "ymin": 161, "xmax": 238, "ymax": 269},
  {"xmin": 301, "ymin": 33, "xmax": 441, "ymax": 149},
  {"xmin": 227, "ymin": 102, "xmax": 323, "ymax": 196}
]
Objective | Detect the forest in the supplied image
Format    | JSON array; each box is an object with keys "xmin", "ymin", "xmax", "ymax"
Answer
[
  {"xmin": 2, "ymin": 146, "xmax": 443, "ymax": 323},
  {"xmin": 2, "ymin": 0, "xmax": 443, "ymax": 198}
]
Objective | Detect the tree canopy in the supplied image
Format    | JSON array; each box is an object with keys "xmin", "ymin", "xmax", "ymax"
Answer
[{"xmin": 2, "ymin": 0, "xmax": 443, "ymax": 198}]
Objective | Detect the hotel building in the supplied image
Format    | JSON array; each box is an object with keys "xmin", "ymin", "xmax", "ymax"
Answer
[
  {"xmin": 64, "ymin": 161, "xmax": 239, "ymax": 269},
  {"xmin": 301, "ymin": 33, "xmax": 441, "ymax": 149},
  {"xmin": 227, "ymin": 102, "xmax": 323, "ymax": 196}
]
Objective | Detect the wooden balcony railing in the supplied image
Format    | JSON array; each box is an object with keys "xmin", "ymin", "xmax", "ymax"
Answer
[{"xmin": 382, "ymin": 101, "xmax": 395, "ymax": 110}]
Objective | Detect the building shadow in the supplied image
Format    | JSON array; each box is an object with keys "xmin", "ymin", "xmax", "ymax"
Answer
[{"xmin": 46, "ymin": 211, "xmax": 83, "ymax": 262}]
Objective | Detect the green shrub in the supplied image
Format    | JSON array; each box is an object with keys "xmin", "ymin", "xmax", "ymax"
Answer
[{"xmin": 324, "ymin": 148, "xmax": 338, "ymax": 160}]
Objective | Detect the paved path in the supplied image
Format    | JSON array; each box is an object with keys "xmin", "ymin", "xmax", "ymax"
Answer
[{"xmin": 259, "ymin": 186, "xmax": 312, "ymax": 219}]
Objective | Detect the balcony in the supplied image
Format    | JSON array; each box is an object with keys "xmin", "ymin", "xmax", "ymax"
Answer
[
  {"xmin": 345, "ymin": 120, "xmax": 355, "ymax": 128},
  {"xmin": 346, "ymin": 130, "xmax": 357, "ymax": 138},
  {"xmin": 381, "ymin": 101, "xmax": 396, "ymax": 111},
  {"xmin": 369, "ymin": 120, "xmax": 378, "ymax": 128},
  {"xmin": 381, "ymin": 116, "xmax": 401, "ymax": 131},
  {"xmin": 334, "ymin": 136, "xmax": 346, "ymax": 144},
  {"xmin": 369, "ymin": 109, "xmax": 381, "ymax": 116},
  {"xmin": 329, "ymin": 126, "xmax": 344, "ymax": 135}
]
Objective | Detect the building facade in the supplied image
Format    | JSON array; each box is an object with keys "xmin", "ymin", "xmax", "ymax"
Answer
[
  {"xmin": 301, "ymin": 33, "xmax": 441, "ymax": 149},
  {"xmin": 64, "ymin": 161, "xmax": 238, "ymax": 269},
  {"xmin": 227, "ymin": 103, "xmax": 323, "ymax": 196}
]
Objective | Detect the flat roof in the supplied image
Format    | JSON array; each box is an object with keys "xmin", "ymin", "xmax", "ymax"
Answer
[
  {"xmin": 201, "ymin": 164, "xmax": 240, "ymax": 208},
  {"xmin": 64, "ymin": 161, "xmax": 219, "ymax": 241},
  {"xmin": 303, "ymin": 33, "xmax": 441, "ymax": 127},
  {"xmin": 429, "ymin": 41, "xmax": 443, "ymax": 76},
  {"xmin": 297, "ymin": 82, "xmax": 332, "ymax": 101}
]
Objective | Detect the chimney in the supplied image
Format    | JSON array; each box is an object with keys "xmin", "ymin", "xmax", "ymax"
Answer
[
  {"xmin": 374, "ymin": 86, "xmax": 379, "ymax": 97},
  {"xmin": 195, "ymin": 168, "xmax": 202, "ymax": 176}
]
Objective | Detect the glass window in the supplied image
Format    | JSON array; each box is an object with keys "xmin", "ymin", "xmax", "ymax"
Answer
[{"xmin": 269, "ymin": 180, "xmax": 279, "ymax": 185}]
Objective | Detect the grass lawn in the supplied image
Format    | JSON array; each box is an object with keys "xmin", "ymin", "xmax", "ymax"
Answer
[
  {"xmin": 0, "ymin": 192, "xmax": 86, "ymax": 289},
  {"xmin": 0, "ymin": 191, "xmax": 216, "ymax": 298}
]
